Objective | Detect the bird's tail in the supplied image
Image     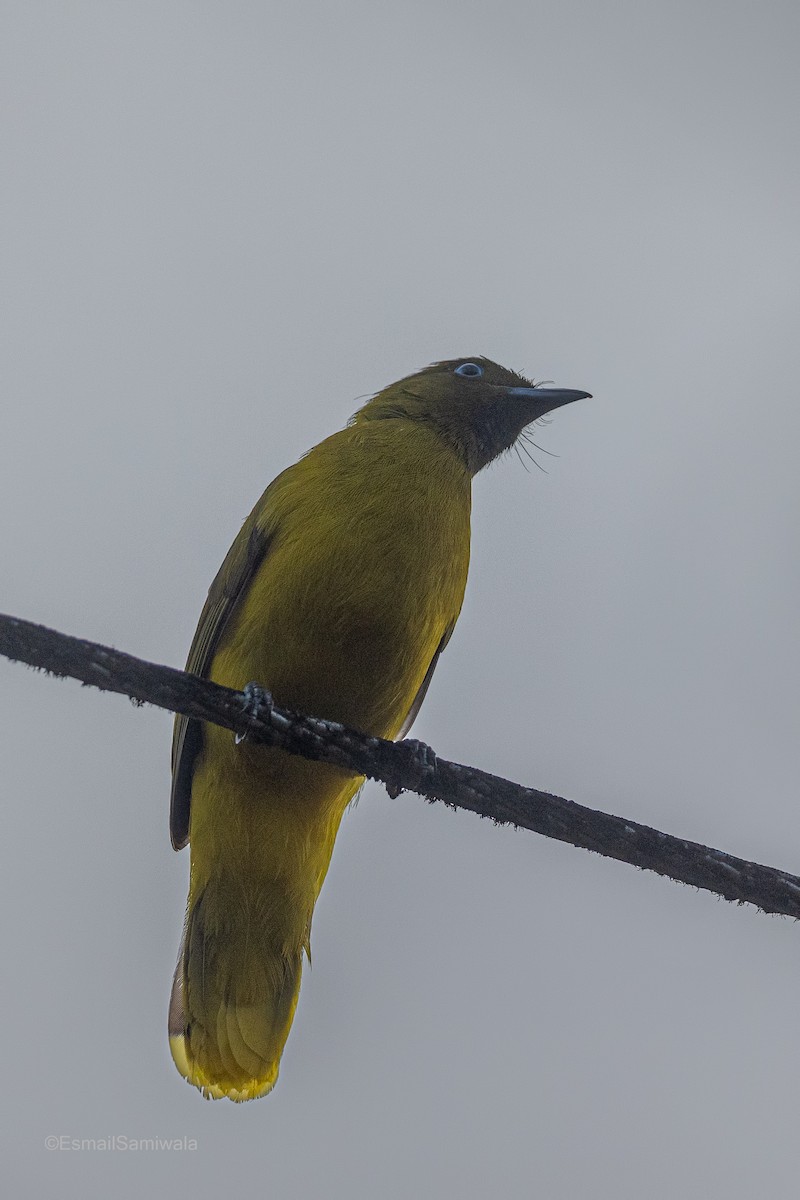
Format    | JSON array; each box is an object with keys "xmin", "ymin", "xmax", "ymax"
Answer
[{"xmin": 168, "ymin": 879, "xmax": 304, "ymax": 1101}]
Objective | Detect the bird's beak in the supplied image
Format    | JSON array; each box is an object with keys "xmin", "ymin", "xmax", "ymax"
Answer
[{"xmin": 505, "ymin": 385, "xmax": 592, "ymax": 419}]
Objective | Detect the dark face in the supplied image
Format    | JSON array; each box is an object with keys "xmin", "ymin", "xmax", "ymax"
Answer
[{"xmin": 356, "ymin": 357, "xmax": 590, "ymax": 474}]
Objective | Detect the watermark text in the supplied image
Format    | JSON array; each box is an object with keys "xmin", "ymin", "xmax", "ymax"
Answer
[{"xmin": 45, "ymin": 1134, "xmax": 197, "ymax": 1152}]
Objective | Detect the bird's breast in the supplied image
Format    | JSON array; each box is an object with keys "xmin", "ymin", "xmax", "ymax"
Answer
[{"xmin": 214, "ymin": 423, "xmax": 471, "ymax": 739}]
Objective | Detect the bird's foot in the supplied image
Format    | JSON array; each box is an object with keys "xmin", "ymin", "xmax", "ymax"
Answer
[
  {"xmin": 234, "ymin": 682, "xmax": 274, "ymax": 744},
  {"xmin": 386, "ymin": 737, "xmax": 438, "ymax": 798},
  {"xmin": 401, "ymin": 738, "xmax": 438, "ymax": 772}
]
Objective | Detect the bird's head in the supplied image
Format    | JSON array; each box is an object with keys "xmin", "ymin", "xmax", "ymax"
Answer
[{"xmin": 354, "ymin": 357, "xmax": 590, "ymax": 474}]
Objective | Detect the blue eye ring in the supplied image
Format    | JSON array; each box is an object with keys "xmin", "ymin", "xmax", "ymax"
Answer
[{"xmin": 454, "ymin": 362, "xmax": 483, "ymax": 378}]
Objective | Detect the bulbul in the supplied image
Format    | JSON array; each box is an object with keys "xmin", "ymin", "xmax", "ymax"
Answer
[{"xmin": 169, "ymin": 356, "xmax": 589, "ymax": 1100}]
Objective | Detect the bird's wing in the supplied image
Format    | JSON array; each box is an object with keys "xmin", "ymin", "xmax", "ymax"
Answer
[
  {"xmin": 396, "ymin": 618, "xmax": 457, "ymax": 740},
  {"xmin": 170, "ymin": 497, "xmax": 277, "ymax": 850}
]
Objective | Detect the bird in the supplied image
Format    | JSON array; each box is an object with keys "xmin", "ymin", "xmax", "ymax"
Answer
[{"xmin": 168, "ymin": 356, "xmax": 590, "ymax": 1100}]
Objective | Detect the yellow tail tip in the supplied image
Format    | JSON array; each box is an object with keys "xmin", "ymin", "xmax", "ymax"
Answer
[{"xmin": 169, "ymin": 1034, "xmax": 277, "ymax": 1102}]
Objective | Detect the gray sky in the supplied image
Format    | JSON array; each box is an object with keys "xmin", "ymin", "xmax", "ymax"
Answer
[{"xmin": 2, "ymin": 1, "xmax": 799, "ymax": 1196}]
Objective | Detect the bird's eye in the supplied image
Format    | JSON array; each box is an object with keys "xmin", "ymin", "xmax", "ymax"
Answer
[{"xmin": 454, "ymin": 362, "xmax": 483, "ymax": 378}]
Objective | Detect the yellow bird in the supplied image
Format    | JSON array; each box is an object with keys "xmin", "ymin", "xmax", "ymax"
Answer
[{"xmin": 168, "ymin": 357, "xmax": 589, "ymax": 1100}]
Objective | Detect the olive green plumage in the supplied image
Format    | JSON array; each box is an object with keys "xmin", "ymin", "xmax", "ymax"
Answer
[{"xmin": 169, "ymin": 357, "xmax": 589, "ymax": 1100}]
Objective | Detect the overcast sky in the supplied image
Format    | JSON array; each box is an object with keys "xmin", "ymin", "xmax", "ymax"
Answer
[{"xmin": 2, "ymin": 2, "xmax": 799, "ymax": 1196}]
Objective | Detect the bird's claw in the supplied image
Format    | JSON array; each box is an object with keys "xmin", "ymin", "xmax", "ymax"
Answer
[
  {"xmin": 401, "ymin": 738, "xmax": 438, "ymax": 773},
  {"xmin": 386, "ymin": 737, "xmax": 438, "ymax": 798},
  {"xmin": 234, "ymin": 682, "xmax": 274, "ymax": 744}
]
